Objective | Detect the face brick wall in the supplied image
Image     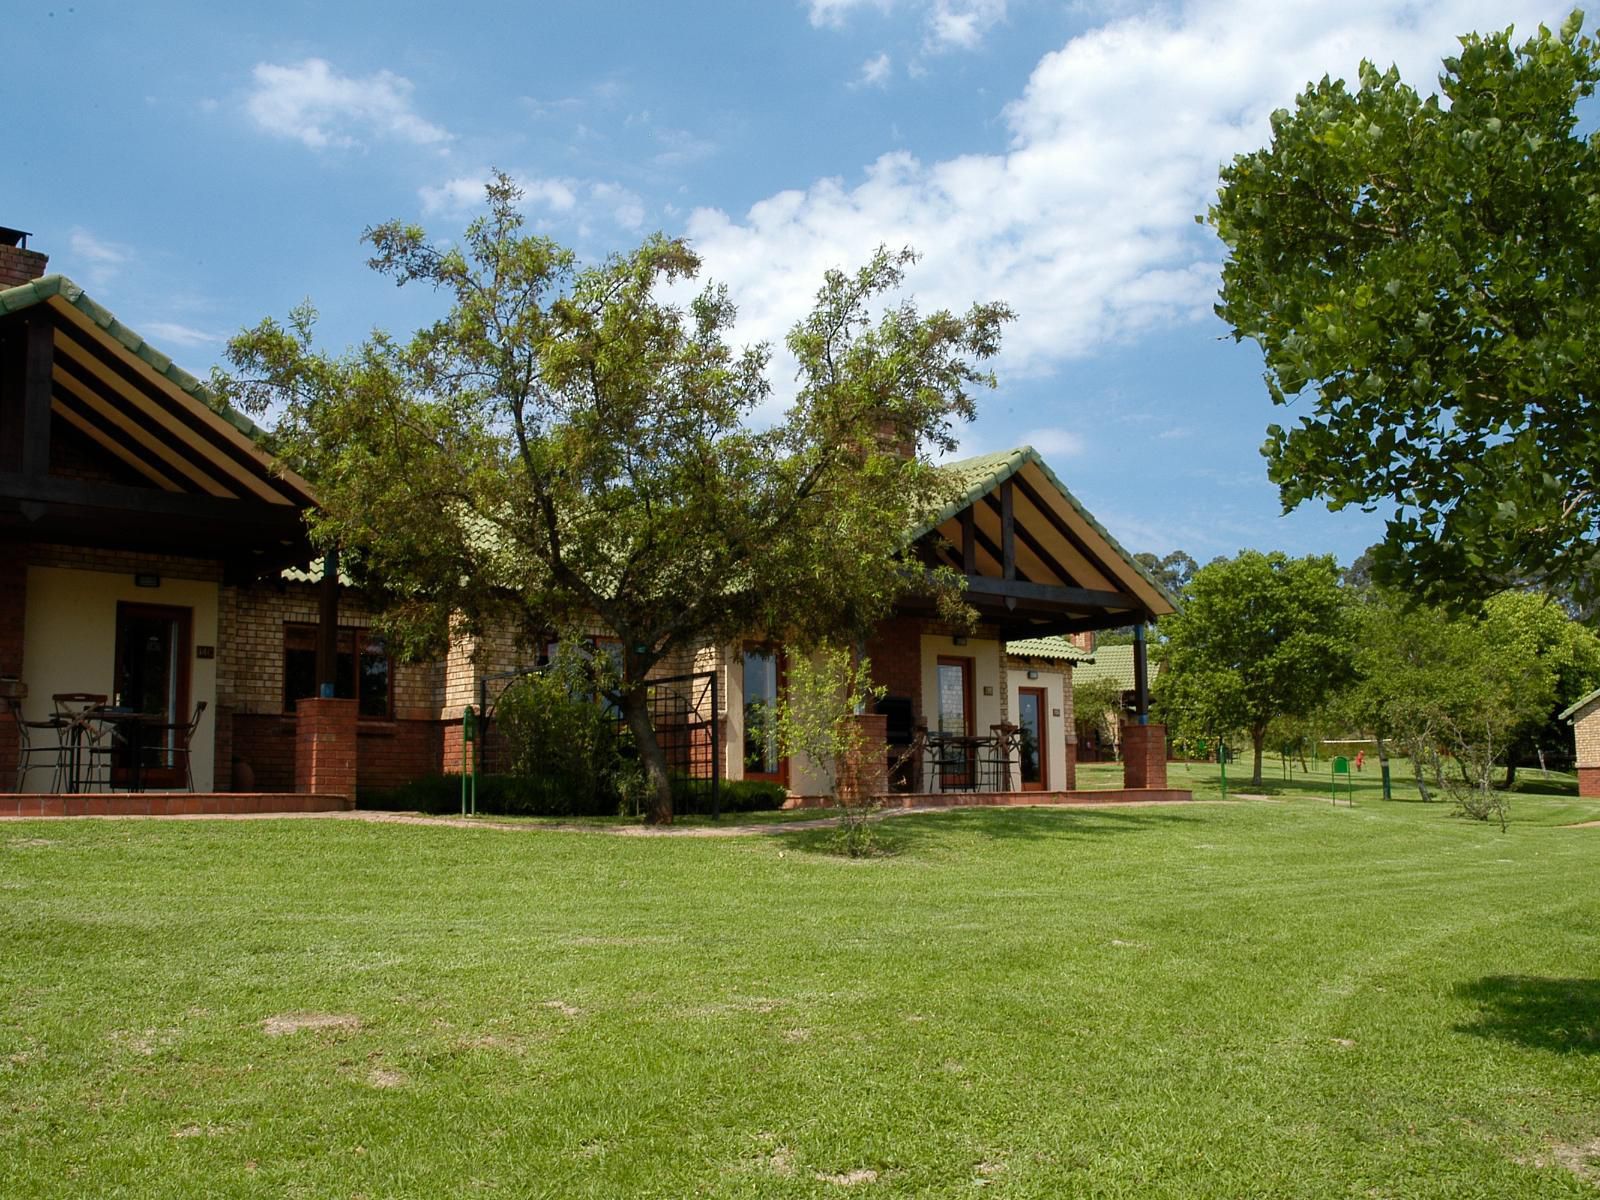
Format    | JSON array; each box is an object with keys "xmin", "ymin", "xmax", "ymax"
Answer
[
  {"xmin": 0, "ymin": 243, "xmax": 48, "ymax": 289},
  {"xmin": 1572, "ymin": 702, "xmax": 1600, "ymax": 768},
  {"xmin": 220, "ymin": 580, "xmax": 448, "ymax": 791}
]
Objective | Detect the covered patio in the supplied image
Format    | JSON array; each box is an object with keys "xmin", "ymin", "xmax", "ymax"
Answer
[
  {"xmin": 866, "ymin": 446, "xmax": 1178, "ymax": 801},
  {"xmin": 0, "ymin": 237, "xmax": 353, "ymax": 813}
]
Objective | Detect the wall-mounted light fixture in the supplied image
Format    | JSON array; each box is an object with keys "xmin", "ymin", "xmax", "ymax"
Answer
[
  {"xmin": 134, "ymin": 573, "xmax": 161, "ymax": 588},
  {"xmin": 1026, "ymin": 669, "xmax": 1039, "ymax": 679},
  {"xmin": 952, "ymin": 635, "xmax": 968, "ymax": 646}
]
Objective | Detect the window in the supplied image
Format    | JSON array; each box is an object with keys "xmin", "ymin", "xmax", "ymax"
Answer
[
  {"xmin": 742, "ymin": 646, "xmax": 784, "ymax": 781},
  {"xmin": 284, "ymin": 625, "xmax": 392, "ymax": 718}
]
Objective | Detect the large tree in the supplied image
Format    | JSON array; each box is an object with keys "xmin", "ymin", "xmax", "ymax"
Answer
[
  {"xmin": 1338, "ymin": 587, "xmax": 1599, "ymax": 814},
  {"xmin": 1209, "ymin": 13, "xmax": 1600, "ymax": 613},
  {"xmin": 1154, "ymin": 551, "xmax": 1355, "ymax": 786},
  {"xmin": 219, "ymin": 174, "xmax": 1010, "ymax": 822}
]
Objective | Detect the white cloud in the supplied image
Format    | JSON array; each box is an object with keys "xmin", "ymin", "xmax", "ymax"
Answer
[
  {"xmin": 246, "ymin": 58, "xmax": 450, "ymax": 150},
  {"xmin": 420, "ymin": 173, "xmax": 578, "ymax": 218},
  {"xmin": 67, "ymin": 228, "xmax": 132, "ymax": 289},
  {"xmin": 807, "ymin": 0, "xmax": 1006, "ymax": 49},
  {"xmin": 141, "ymin": 321, "xmax": 224, "ymax": 348},
  {"xmin": 1020, "ymin": 427, "xmax": 1086, "ymax": 457},
  {"xmin": 856, "ymin": 51, "xmax": 894, "ymax": 87},
  {"xmin": 925, "ymin": 0, "xmax": 1007, "ymax": 50},
  {"xmin": 591, "ymin": 182, "xmax": 646, "ymax": 231},
  {"xmin": 419, "ymin": 172, "xmax": 644, "ymax": 232},
  {"xmin": 691, "ymin": 0, "xmax": 1562, "ymax": 423},
  {"xmin": 808, "ymin": 0, "xmax": 894, "ymax": 28}
]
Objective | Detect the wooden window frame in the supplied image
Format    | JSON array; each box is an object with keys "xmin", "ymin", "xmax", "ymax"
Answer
[{"xmin": 283, "ymin": 623, "xmax": 394, "ymax": 720}]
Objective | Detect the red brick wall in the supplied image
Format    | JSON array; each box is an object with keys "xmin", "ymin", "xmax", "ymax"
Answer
[
  {"xmin": 232, "ymin": 713, "xmax": 298, "ymax": 792},
  {"xmin": 0, "ymin": 556, "xmax": 24, "ymax": 788},
  {"xmin": 864, "ymin": 615, "xmax": 925, "ymax": 728},
  {"xmin": 1579, "ymin": 766, "xmax": 1600, "ymax": 798},
  {"xmin": 1121, "ymin": 722, "xmax": 1168, "ymax": 790},
  {"xmin": 358, "ymin": 720, "xmax": 443, "ymax": 790},
  {"xmin": 0, "ymin": 245, "xmax": 48, "ymax": 289},
  {"xmin": 295, "ymin": 698, "xmax": 358, "ymax": 797},
  {"xmin": 849, "ymin": 713, "xmax": 889, "ymax": 799}
]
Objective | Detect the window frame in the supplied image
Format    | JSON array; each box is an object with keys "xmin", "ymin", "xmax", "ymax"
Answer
[{"xmin": 282, "ymin": 623, "xmax": 395, "ymax": 720}]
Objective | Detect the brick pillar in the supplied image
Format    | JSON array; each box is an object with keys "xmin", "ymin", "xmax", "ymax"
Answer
[
  {"xmin": 1121, "ymin": 722, "xmax": 1168, "ymax": 790},
  {"xmin": 1579, "ymin": 767, "xmax": 1600, "ymax": 798},
  {"xmin": 0, "ymin": 557, "xmax": 26, "ymax": 791},
  {"xmin": 1063, "ymin": 740, "xmax": 1077, "ymax": 791},
  {"xmin": 295, "ymin": 698, "xmax": 359, "ymax": 797},
  {"xmin": 843, "ymin": 713, "xmax": 889, "ymax": 800}
]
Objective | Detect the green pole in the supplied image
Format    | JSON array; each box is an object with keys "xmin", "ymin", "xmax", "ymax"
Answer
[{"xmin": 462, "ymin": 705, "xmax": 478, "ymax": 817}]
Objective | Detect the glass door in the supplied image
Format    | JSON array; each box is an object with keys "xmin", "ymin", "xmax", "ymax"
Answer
[
  {"xmin": 742, "ymin": 647, "xmax": 784, "ymax": 782},
  {"xmin": 1017, "ymin": 686, "xmax": 1047, "ymax": 791},
  {"xmin": 113, "ymin": 603, "xmax": 191, "ymax": 787},
  {"xmin": 936, "ymin": 656, "xmax": 973, "ymax": 788}
]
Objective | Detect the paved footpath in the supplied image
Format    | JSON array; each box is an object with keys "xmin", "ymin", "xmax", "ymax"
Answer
[{"xmin": 12, "ymin": 799, "xmax": 1219, "ymax": 838}]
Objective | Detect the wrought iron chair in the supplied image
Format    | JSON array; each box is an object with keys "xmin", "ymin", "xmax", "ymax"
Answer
[
  {"xmin": 154, "ymin": 701, "xmax": 208, "ymax": 792},
  {"xmin": 9, "ymin": 698, "xmax": 69, "ymax": 793},
  {"xmin": 52, "ymin": 693, "xmax": 110, "ymax": 793}
]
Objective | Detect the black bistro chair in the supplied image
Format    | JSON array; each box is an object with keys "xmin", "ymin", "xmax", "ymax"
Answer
[
  {"xmin": 157, "ymin": 701, "xmax": 208, "ymax": 792},
  {"xmin": 9, "ymin": 698, "xmax": 69, "ymax": 792}
]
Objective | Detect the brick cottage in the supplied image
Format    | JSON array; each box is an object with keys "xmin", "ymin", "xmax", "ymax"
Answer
[{"xmin": 1, "ymin": 229, "xmax": 1183, "ymax": 813}]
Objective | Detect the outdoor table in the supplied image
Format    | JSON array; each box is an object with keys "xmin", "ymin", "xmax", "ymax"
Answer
[
  {"xmin": 90, "ymin": 709, "xmax": 166, "ymax": 793},
  {"xmin": 925, "ymin": 732, "xmax": 995, "ymax": 792}
]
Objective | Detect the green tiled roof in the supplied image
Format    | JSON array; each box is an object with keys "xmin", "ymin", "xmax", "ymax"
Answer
[
  {"xmin": 1070, "ymin": 644, "xmax": 1153, "ymax": 690},
  {"xmin": 1560, "ymin": 686, "xmax": 1600, "ymax": 722},
  {"xmin": 1006, "ymin": 636, "xmax": 1094, "ymax": 663},
  {"xmin": 0, "ymin": 273, "xmax": 269, "ymax": 443},
  {"xmin": 919, "ymin": 445, "xmax": 1180, "ymax": 612}
]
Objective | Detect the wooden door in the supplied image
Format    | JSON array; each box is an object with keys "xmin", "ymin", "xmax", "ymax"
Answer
[{"xmin": 1017, "ymin": 686, "xmax": 1048, "ymax": 791}]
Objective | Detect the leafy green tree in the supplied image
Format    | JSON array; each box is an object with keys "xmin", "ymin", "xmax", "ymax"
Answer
[
  {"xmin": 218, "ymin": 173, "xmax": 1010, "ymax": 823},
  {"xmin": 1071, "ymin": 673, "xmax": 1129, "ymax": 757},
  {"xmin": 1096, "ymin": 550, "xmax": 1196, "ymax": 646},
  {"xmin": 1209, "ymin": 13, "xmax": 1600, "ymax": 613},
  {"xmin": 776, "ymin": 645, "xmax": 886, "ymax": 857},
  {"xmin": 1154, "ymin": 551, "xmax": 1355, "ymax": 786},
  {"xmin": 1339, "ymin": 588, "xmax": 1599, "ymax": 814}
]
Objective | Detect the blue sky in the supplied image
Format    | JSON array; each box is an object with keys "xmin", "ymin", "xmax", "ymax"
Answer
[{"xmin": 7, "ymin": 0, "xmax": 1570, "ymax": 566}]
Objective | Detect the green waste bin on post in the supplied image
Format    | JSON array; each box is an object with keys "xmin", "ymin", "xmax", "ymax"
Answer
[{"xmin": 1331, "ymin": 755, "xmax": 1352, "ymax": 806}]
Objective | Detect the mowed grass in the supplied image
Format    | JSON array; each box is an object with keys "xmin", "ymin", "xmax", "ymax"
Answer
[{"xmin": 3, "ymin": 798, "xmax": 1599, "ymax": 1198}]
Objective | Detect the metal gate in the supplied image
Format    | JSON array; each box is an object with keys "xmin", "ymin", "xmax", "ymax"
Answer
[{"xmin": 477, "ymin": 667, "xmax": 721, "ymax": 816}]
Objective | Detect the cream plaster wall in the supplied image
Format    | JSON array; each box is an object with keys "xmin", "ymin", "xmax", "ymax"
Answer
[
  {"xmin": 920, "ymin": 632, "xmax": 1003, "ymax": 739},
  {"xmin": 1008, "ymin": 665, "xmax": 1069, "ymax": 792},
  {"xmin": 21, "ymin": 566, "xmax": 218, "ymax": 792}
]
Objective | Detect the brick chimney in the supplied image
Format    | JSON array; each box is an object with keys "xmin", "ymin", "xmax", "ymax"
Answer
[{"xmin": 0, "ymin": 227, "xmax": 49, "ymax": 289}]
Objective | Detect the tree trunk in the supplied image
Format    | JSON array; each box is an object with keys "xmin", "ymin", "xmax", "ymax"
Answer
[
  {"xmin": 1502, "ymin": 760, "xmax": 1517, "ymax": 790},
  {"xmin": 1251, "ymin": 724, "xmax": 1266, "ymax": 788},
  {"xmin": 620, "ymin": 685, "xmax": 673, "ymax": 824}
]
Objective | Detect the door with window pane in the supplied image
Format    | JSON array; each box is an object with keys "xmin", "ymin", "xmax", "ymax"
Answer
[
  {"xmin": 113, "ymin": 603, "xmax": 191, "ymax": 788},
  {"xmin": 1017, "ymin": 686, "xmax": 1047, "ymax": 791},
  {"xmin": 743, "ymin": 647, "xmax": 784, "ymax": 782},
  {"xmin": 936, "ymin": 656, "xmax": 974, "ymax": 788}
]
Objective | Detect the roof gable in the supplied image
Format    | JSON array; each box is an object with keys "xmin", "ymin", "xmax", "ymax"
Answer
[
  {"xmin": 917, "ymin": 445, "xmax": 1179, "ymax": 620},
  {"xmin": 0, "ymin": 274, "xmax": 315, "ymax": 508}
]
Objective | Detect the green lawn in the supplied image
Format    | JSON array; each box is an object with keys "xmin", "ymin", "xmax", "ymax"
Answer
[{"xmin": 3, "ymin": 797, "xmax": 1599, "ymax": 1197}]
